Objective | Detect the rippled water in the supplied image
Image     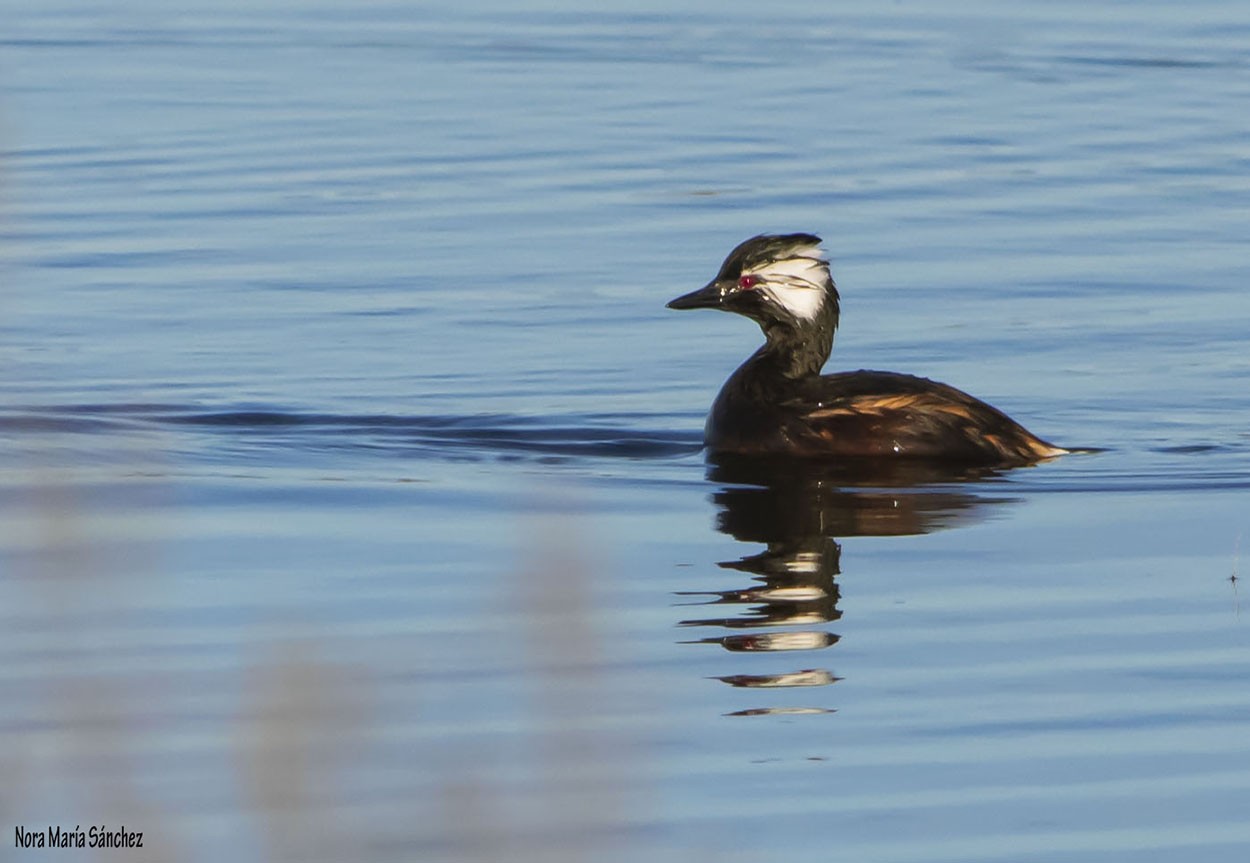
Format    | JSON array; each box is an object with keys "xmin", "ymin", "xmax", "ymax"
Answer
[{"xmin": 3, "ymin": 2, "xmax": 1250, "ymax": 861}]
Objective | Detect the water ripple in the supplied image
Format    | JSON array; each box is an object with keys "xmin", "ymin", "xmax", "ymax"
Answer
[
  {"xmin": 0, "ymin": 404, "xmax": 704, "ymax": 461},
  {"xmin": 4, "ymin": 404, "xmax": 1249, "ymax": 491}
]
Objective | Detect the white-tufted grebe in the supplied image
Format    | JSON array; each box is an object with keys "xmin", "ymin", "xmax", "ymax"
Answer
[{"xmin": 667, "ymin": 233, "xmax": 1066, "ymax": 465}]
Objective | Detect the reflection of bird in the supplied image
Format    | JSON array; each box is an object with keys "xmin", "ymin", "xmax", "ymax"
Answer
[{"xmin": 668, "ymin": 233, "xmax": 1065, "ymax": 465}]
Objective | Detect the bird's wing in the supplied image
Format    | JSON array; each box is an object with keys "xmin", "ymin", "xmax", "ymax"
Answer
[{"xmin": 786, "ymin": 371, "xmax": 1062, "ymax": 463}]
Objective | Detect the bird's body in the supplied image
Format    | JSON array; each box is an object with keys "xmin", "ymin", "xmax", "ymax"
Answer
[{"xmin": 668, "ymin": 233, "xmax": 1065, "ymax": 466}]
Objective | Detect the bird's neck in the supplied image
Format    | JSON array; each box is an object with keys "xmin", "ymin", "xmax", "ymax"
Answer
[{"xmin": 750, "ymin": 320, "xmax": 834, "ymax": 380}]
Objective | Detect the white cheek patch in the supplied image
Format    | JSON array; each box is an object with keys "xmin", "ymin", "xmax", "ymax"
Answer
[
  {"xmin": 760, "ymin": 282, "xmax": 825, "ymax": 321},
  {"xmin": 751, "ymin": 251, "xmax": 829, "ymax": 322}
]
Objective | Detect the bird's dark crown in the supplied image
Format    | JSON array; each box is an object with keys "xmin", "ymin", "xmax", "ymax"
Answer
[{"xmin": 713, "ymin": 233, "xmax": 826, "ymax": 282}]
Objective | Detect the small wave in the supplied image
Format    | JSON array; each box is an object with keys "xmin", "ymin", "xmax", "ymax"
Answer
[
  {"xmin": 1052, "ymin": 53, "xmax": 1228, "ymax": 70},
  {"xmin": 6, "ymin": 404, "xmax": 1249, "ymax": 488},
  {"xmin": 0, "ymin": 404, "xmax": 704, "ymax": 462}
]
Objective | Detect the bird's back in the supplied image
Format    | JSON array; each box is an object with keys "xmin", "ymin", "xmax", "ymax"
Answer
[{"xmin": 707, "ymin": 368, "xmax": 1065, "ymax": 465}]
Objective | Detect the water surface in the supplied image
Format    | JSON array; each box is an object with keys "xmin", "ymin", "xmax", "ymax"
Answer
[{"xmin": 3, "ymin": 2, "xmax": 1249, "ymax": 861}]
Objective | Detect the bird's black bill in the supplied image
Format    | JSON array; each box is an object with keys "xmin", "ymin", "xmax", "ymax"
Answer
[{"xmin": 666, "ymin": 282, "xmax": 722, "ymax": 310}]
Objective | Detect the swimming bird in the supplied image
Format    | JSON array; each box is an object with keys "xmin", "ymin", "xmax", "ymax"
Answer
[{"xmin": 667, "ymin": 233, "xmax": 1065, "ymax": 465}]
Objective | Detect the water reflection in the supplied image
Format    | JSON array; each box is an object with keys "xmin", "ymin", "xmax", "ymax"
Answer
[{"xmin": 681, "ymin": 455, "xmax": 1017, "ymax": 716}]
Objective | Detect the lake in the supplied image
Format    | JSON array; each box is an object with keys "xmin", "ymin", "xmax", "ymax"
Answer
[{"xmin": 2, "ymin": 1, "xmax": 1249, "ymax": 861}]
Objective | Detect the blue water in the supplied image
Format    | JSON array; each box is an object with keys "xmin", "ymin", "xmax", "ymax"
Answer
[{"xmin": 3, "ymin": 2, "xmax": 1250, "ymax": 861}]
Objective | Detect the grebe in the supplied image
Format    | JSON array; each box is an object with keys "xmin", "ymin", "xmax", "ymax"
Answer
[{"xmin": 667, "ymin": 233, "xmax": 1065, "ymax": 465}]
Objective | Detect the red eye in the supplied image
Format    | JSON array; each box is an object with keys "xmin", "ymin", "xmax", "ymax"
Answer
[{"xmin": 737, "ymin": 274, "xmax": 759, "ymax": 289}]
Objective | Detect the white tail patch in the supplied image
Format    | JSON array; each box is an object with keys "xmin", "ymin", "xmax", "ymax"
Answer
[{"xmin": 750, "ymin": 246, "xmax": 829, "ymax": 322}]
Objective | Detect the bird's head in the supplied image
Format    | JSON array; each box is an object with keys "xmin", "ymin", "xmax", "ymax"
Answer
[{"xmin": 667, "ymin": 233, "xmax": 839, "ymax": 334}]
